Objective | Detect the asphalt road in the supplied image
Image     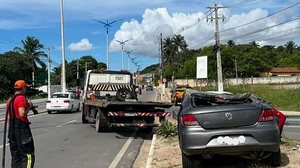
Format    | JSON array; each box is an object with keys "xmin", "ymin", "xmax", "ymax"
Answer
[{"xmin": 0, "ymin": 90, "xmax": 158, "ymax": 168}]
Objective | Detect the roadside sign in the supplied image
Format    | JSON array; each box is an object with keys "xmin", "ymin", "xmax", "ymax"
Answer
[
  {"xmin": 196, "ymin": 56, "xmax": 208, "ymax": 79},
  {"xmin": 163, "ymin": 78, "xmax": 166, "ymax": 83}
]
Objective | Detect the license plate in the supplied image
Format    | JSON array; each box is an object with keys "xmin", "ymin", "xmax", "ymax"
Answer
[
  {"xmin": 216, "ymin": 136, "xmax": 246, "ymax": 145},
  {"xmin": 125, "ymin": 113, "xmax": 135, "ymax": 116}
]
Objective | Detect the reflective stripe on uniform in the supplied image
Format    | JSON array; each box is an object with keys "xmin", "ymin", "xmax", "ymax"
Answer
[{"xmin": 27, "ymin": 154, "xmax": 32, "ymax": 168}]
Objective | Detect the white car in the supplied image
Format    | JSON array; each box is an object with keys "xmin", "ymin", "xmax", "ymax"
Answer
[{"xmin": 46, "ymin": 92, "xmax": 80, "ymax": 114}]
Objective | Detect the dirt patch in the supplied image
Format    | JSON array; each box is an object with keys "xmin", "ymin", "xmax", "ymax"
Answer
[{"xmin": 151, "ymin": 123, "xmax": 300, "ymax": 168}]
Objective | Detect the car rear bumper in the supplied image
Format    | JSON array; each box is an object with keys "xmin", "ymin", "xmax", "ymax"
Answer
[
  {"xmin": 179, "ymin": 122, "xmax": 281, "ymax": 156},
  {"xmin": 46, "ymin": 105, "xmax": 72, "ymax": 111}
]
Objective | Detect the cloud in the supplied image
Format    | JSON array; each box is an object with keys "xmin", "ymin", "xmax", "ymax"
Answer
[
  {"xmin": 110, "ymin": 7, "xmax": 300, "ymax": 57},
  {"xmin": 68, "ymin": 39, "xmax": 94, "ymax": 51}
]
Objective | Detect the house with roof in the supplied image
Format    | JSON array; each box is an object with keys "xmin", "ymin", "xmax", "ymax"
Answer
[{"xmin": 263, "ymin": 67, "xmax": 300, "ymax": 77}]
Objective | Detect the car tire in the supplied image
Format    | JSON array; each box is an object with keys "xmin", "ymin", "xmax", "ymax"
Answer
[
  {"xmin": 82, "ymin": 112, "xmax": 88, "ymax": 124},
  {"xmin": 47, "ymin": 111, "xmax": 52, "ymax": 114},
  {"xmin": 267, "ymin": 148, "xmax": 281, "ymax": 167},
  {"xmin": 182, "ymin": 152, "xmax": 202, "ymax": 168},
  {"xmin": 76, "ymin": 103, "xmax": 80, "ymax": 112}
]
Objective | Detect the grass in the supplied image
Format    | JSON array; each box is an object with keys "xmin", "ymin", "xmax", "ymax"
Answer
[{"xmin": 195, "ymin": 84, "xmax": 300, "ymax": 111}]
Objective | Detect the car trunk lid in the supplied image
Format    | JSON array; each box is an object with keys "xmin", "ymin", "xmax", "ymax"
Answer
[{"xmin": 193, "ymin": 104, "xmax": 262, "ymax": 129}]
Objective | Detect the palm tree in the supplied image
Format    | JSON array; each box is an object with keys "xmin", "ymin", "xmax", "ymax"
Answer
[
  {"xmin": 172, "ymin": 34, "xmax": 187, "ymax": 53},
  {"xmin": 14, "ymin": 36, "xmax": 46, "ymax": 85},
  {"xmin": 284, "ymin": 41, "xmax": 297, "ymax": 54},
  {"xmin": 227, "ymin": 40, "xmax": 235, "ymax": 47},
  {"xmin": 249, "ymin": 41, "xmax": 259, "ymax": 47},
  {"xmin": 162, "ymin": 37, "xmax": 176, "ymax": 65}
]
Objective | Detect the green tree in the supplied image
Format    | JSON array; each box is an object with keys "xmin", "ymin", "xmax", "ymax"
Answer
[
  {"xmin": 227, "ymin": 40, "xmax": 235, "ymax": 47},
  {"xmin": 284, "ymin": 41, "xmax": 297, "ymax": 54},
  {"xmin": 14, "ymin": 36, "xmax": 46, "ymax": 85}
]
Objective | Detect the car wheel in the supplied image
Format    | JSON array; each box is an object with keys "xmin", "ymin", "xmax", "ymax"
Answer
[
  {"xmin": 76, "ymin": 103, "xmax": 80, "ymax": 112},
  {"xmin": 70, "ymin": 105, "xmax": 74, "ymax": 113},
  {"xmin": 182, "ymin": 152, "xmax": 202, "ymax": 168},
  {"xmin": 267, "ymin": 148, "xmax": 281, "ymax": 167},
  {"xmin": 47, "ymin": 111, "xmax": 52, "ymax": 114},
  {"xmin": 82, "ymin": 112, "xmax": 88, "ymax": 124}
]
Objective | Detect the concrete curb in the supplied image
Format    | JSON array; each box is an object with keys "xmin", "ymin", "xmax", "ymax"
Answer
[{"xmin": 146, "ymin": 134, "xmax": 157, "ymax": 168}]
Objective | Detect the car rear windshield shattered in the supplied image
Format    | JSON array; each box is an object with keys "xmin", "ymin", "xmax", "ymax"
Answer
[{"xmin": 192, "ymin": 92, "xmax": 254, "ymax": 107}]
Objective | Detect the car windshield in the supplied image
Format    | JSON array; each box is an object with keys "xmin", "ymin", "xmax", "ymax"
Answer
[{"xmin": 51, "ymin": 93, "xmax": 69, "ymax": 98}]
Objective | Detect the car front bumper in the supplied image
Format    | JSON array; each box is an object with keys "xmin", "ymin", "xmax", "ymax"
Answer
[{"xmin": 179, "ymin": 122, "xmax": 280, "ymax": 156}]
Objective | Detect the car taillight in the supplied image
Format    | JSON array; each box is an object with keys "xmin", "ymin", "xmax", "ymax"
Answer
[
  {"xmin": 258, "ymin": 109, "xmax": 275, "ymax": 122},
  {"xmin": 64, "ymin": 100, "xmax": 70, "ymax": 103},
  {"xmin": 46, "ymin": 100, "xmax": 51, "ymax": 103},
  {"xmin": 181, "ymin": 114, "xmax": 199, "ymax": 126}
]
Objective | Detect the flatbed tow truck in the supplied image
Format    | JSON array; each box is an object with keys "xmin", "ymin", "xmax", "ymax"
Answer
[{"xmin": 81, "ymin": 69, "xmax": 173, "ymax": 132}]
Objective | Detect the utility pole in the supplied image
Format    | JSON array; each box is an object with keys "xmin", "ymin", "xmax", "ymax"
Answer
[
  {"xmin": 125, "ymin": 50, "xmax": 133, "ymax": 71},
  {"xmin": 47, "ymin": 48, "xmax": 51, "ymax": 99},
  {"xmin": 207, "ymin": 4, "xmax": 226, "ymax": 92},
  {"xmin": 116, "ymin": 39, "xmax": 130, "ymax": 70},
  {"xmin": 93, "ymin": 19, "xmax": 122, "ymax": 70},
  {"xmin": 77, "ymin": 60, "xmax": 80, "ymax": 87},
  {"xmin": 235, "ymin": 59, "xmax": 238, "ymax": 85},
  {"xmin": 159, "ymin": 33, "xmax": 163, "ymax": 81},
  {"xmin": 60, "ymin": 0, "xmax": 66, "ymax": 92},
  {"xmin": 85, "ymin": 62, "xmax": 91, "ymax": 73}
]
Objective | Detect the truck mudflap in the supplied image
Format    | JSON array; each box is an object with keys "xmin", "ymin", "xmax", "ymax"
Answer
[
  {"xmin": 111, "ymin": 123, "xmax": 159, "ymax": 127},
  {"xmin": 107, "ymin": 111, "xmax": 171, "ymax": 117}
]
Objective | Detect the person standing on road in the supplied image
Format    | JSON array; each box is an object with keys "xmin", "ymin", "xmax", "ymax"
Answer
[{"xmin": 6, "ymin": 80, "xmax": 35, "ymax": 168}]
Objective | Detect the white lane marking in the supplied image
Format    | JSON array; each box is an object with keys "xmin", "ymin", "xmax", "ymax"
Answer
[
  {"xmin": 0, "ymin": 143, "xmax": 9, "ymax": 149},
  {"xmin": 108, "ymin": 132, "xmax": 135, "ymax": 168},
  {"xmin": 146, "ymin": 134, "xmax": 156, "ymax": 168},
  {"xmin": 56, "ymin": 120, "xmax": 77, "ymax": 128}
]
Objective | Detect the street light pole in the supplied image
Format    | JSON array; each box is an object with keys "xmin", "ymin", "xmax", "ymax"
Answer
[
  {"xmin": 93, "ymin": 19, "xmax": 122, "ymax": 70},
  {"xmin": 60, "ymin": 0, "xmax": 66, "ymax": 92},
  {"xmin": 47, "ymin": 48, "xmax": 51, "ymax": 99},
  {"xmin": 116, "ymin": 39, "xmax": 130, "ymax": 70}
]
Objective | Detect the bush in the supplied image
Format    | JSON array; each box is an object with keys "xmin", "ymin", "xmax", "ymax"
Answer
[{"xmin": 156, "ymin": 120, "xmax": 178, "ymax": 138}]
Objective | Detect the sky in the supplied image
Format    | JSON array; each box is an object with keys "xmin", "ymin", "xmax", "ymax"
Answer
[{"xmin": 0, "ymin": 0, "xmax": 300, "ymax": 72}]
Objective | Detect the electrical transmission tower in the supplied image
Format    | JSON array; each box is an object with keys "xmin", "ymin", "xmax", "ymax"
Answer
[{"xmin": 207, "ymin": 4, "xmax": 226, "ymax": 92}]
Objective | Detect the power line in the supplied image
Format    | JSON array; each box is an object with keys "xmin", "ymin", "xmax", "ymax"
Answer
[
  {"xmin": 221, "ymin": 1, "xmax": 300, "ymax": 33},
  {"xmin": 222, "ymin": 16, "xmax": 300, "ymax": 42}
]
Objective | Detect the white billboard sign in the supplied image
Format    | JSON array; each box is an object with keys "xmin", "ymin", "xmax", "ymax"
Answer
[{"xmin": 196, "ymin": 56, "xmax": 208, "ymax": 79}]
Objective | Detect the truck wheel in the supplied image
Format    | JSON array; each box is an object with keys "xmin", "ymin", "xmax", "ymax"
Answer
[
  {"xmin": 116, "ymin": 88, "xmax": 132, "ymax": 101},
  {"xmin": 82, "ymin": 112, "xmax": 88, "ymax": 123},
  {"xmin": 95, "ymin": 112, "xmax": 102, "ymax": 132},
  {"xmin": 182, "ymin": 152, "xmax": 202, "ymax": 168}
]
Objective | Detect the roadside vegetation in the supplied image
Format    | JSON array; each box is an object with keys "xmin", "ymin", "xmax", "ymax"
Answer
[{"xmin": 195, "ymin": 84, "xmax": 300, "ymax": 111}]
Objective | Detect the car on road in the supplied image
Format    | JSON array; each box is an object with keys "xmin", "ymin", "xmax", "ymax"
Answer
[
  {"xmin": 171, "ymin": 86, "xmax": 191, "ymax": 106},
  {"xmin": 178, "ymin": 90, "xmax": 281, "ymax": 168},
  {"xmin": 146, "ymin": 85, "xmax": 153, "ymax": 91},
  {"xmin": 46, "ymin": 92, "xmax": 80, "ymax": 114}
]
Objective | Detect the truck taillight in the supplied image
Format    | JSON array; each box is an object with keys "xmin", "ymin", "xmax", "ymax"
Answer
[
  {"xmin": 181, "ymin": 114, "xmax": 199, "ymax": 126},
  {"xmin": 258, "ymin": 109, "xmax": 275, "ymax": 122},
  {"xmin": 46, "ymin": 100, "xmax": 51, "ymax": 103},
  {"xmin": 64, "ymin": 100, "xmax": 70, "ymax": 103}
]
